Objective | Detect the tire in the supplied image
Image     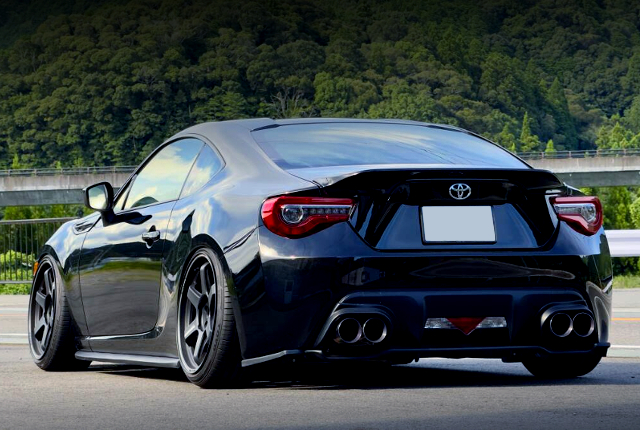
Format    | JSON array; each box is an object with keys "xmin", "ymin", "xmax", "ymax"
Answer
[
  {"xmin": 177, "ymin": 248, "xmax": 241, "ymax": 388},
  {"xmin": 28, "ymin": 256, "xmax": 90, "ymax": 371},
  {"xmin": 522, "ymin": 354, "xmax": 602, "ymax": 378}
]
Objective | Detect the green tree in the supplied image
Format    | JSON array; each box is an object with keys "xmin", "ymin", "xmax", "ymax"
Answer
[
  {"xmin": 545, "ymin": 78, "xmax": 577, "ymax": 148},
  {"xmin": 496, "ymin": 124, "xmax": 518, "ymax": 150},
  {"xmin": 602, "ymin": 187, "xmax": 633, "ymax": 230},
  {"xmin": 623, "ymin": 96, "xmax": 640, "ymax": 133},
  {"xmin": 1, "ymin": 0, "xmax": 640, "ymax": 168},
  {"xmin": 519, "ymin": 112, "xmax": 541, "ymax": 152},
  {"xmin": 545, "ymin": 139, "xmax": 557, "ymax": 154},
  {"xmin": 630, "ymin": 196, "xmax": 640, "ymax": 228}
]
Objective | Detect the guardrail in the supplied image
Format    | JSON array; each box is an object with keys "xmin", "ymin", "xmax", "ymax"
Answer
[
  {"xmin": 518, "ymin": 149, "xmax": 640, "ymax": 160},
  {"xmin": 602, "ymin": 230, "xmax": 640, "ymax": 258},
  {"xmin": 0, "ymin": 150, "xmax": 639, "ymax": 174},
  {"xmin": 0, "ymin": 217, "xmax": 77, "ymax": 284},
  {"xmin": 0, "ymin": 215, "xmax": 637, "ymax": 284},
  {"xmin": 0, "ymin": 166, "xmax": 136, "ymax": 177}
]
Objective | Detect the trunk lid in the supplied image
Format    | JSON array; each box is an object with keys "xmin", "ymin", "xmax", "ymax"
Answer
[{"xmin": 288, "ymin": 166, "xmax": 564, "ymax": 250}]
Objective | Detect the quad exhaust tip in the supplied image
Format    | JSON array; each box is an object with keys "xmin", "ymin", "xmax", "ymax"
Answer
[
  {"xmin": 362, "ymin": 318, "xmax": 388, "ymax": 344},
  {"xmin": 334, "ymin": 317, "xmax": 388, "ymax": 344},
  {"xmin": 548, "ymin": 311, "xmax": 595, "ymax": 338},
  {"xmin": 335, "ymin": 318, "xmax": 362, "ymax": 344},
  {"xmin": 549, "ymin": 313, "xmax": 573, "ymax": 338},
  {"xmin": 572, "ymin": 312, "xmax": 595, "ymax": 337}
]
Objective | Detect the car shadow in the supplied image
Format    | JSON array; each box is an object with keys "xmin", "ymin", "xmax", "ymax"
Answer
[
  {"xmin": 90, "ymin": 363, "xmax": 190, "ymax": 383},
  {"xmin": 90, "ymin": 358, "xmax": 640, "ymax": 389}
]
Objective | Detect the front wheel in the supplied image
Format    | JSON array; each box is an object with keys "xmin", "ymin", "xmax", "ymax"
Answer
[
  {"xmin": 522, "ymin": 354, "xmax": 602, "ymax": 378},
  {"xmin": 28, "ymin": 256, "xmax": 89, "ymax": 371},
  {"xmin": 177, "ymin": 248, "xmax": 241, "ymax": 388}
]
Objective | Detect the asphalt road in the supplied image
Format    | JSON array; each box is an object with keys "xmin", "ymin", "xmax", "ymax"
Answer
[{"xmin": 1, "ymin": 291, "xmax": 639, "ymax": 430}]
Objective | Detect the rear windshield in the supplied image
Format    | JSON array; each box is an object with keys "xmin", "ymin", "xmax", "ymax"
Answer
[{"xmin": 251, "ymin": 122, "xmax": 527, "ymax": 169}]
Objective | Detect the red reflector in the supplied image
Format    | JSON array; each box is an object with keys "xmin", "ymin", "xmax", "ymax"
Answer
[{"xmin": 446, "ymin": 317, "xmax": 485, "ymax": 335}]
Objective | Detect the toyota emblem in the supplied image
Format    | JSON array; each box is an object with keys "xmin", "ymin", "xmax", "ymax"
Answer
[{"xmin": 449, "ymin": 183, "xmax": 471, "ymax": 200}]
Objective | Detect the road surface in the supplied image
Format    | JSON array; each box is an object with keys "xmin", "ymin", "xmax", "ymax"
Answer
[{"xmin": 1, "ymin": 291, "xmax": 639, "ymax": 429}]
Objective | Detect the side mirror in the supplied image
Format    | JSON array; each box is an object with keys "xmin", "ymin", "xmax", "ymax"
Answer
[{"xmin": 83, "ymin": 182, "xmax": 114, "ymax": 212}]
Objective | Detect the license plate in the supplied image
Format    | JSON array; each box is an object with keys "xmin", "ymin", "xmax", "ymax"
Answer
[{"xmin": 421, "ymin": 206, "xmax": 496, "ymax": 243}]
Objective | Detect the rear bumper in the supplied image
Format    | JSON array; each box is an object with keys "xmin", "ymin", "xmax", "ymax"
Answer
[
  {"xmin": 307, "ymin": 343, "xmax": 611, "ymax": 362},
  {"xmin": 242, "ymin": 344, "xmax": 610, "ymax": 367},
  {"xmin": 231, "ymin": 224, "xmax": 612, "ymax": 361},
  {"xmin": 307, "ymin": 287, "xmax": 609, "ymax": 363}
]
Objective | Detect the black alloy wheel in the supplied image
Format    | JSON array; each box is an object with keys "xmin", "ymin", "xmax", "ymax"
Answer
[
  {"xmin": 179, "ymin": 253, "xmax": 217, "ymax": 372},
  {"xmin": 29, "ymin": 265, "xmax": 56, "ymax": 358},
  {"xmin": 28, "ymin": 256, "xmax": 89, "ymax": 370},
  {"xmin": 177, "ymin": 248, "xmax": 241, "ymax": 387}
]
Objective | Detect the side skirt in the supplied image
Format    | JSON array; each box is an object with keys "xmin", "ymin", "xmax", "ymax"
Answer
[{"xmin": 75, "ymin": 351, "xmax": 180, "ymax": 369}]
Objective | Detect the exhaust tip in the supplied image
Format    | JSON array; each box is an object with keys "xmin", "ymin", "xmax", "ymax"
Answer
[
  {"xmin": 572, "ymin": 312, "xmax": 595, "ymax": 337},
  {"xmin": 362, "ymin": 318, "xmax": 388, "ymax": 344},
  {"xmin": 335, "ymin": 318, "xmax": 362, "ymax": 344},
  {"xmin": 549, "ymin": 313, "xmax": 573, "ymax": 338}
]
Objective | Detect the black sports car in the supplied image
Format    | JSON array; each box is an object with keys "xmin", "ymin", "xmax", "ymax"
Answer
[{"xmin": 28, "ymin": 119, "xmax": 612, "ymax": 387}]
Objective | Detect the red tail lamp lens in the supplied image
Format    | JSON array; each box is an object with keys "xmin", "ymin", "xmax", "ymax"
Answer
[
  {"xmin": 261, "ymin": 196, "xmax": 355, "ymax": 238},
  {"xmin": 552, "ymin": 196, "xmax": 603, "ymax": 236}
]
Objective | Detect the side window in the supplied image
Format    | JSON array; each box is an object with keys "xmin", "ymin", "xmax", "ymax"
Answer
[
  {"xmin": 180, "ymin": 144, "xmax": 224, "ymax": 198},
  {"xmin": 113, "ymin": 180, "xmax": 131, "ymax": 211},
  {"xmin": 122, "ymin": 139, "xmax": 203, "ymax": 210}
]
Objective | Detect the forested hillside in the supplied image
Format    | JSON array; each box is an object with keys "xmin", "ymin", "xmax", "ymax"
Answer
[{"xmin": 1, "ymin": 0, "xmax": 640, "ymax": 168}]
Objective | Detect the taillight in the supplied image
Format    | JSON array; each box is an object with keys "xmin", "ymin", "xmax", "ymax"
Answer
[
  {"xmin": 261, "ymin": 196, "xmax": 355, "ymax": 238},
  {"xmin": 552, "ymin": 196, "xmax": 603, "ymax": 236}
]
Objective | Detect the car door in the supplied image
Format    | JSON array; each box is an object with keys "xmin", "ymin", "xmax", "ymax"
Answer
[{"xmin": 78, "ymin": 138, "xmax": 204, "ymax": 336}]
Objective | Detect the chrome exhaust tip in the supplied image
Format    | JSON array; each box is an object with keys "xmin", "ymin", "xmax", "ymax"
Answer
[
  {"xmin": 572, "ymin": 312, "xmax": 595, "ymax": 337},
  {"xmin": 335, "ymin": 318, "xmax": 362, "ymax": 344},
  {"xmin": 362, "ymin": 318, "xmax": 388, "ymax": 344},
  {"xmin": 549, "ymin": 313, "xmax": 573, "ymax": 338}
]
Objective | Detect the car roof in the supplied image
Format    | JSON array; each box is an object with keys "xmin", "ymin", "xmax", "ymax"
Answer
[
  {"xmin": 181, "ymin": 117, "xmax": 468, "ymax": 133},
  {"xmin": 252, "ymin": 117, "xmax": 467, "ymax": 131},
  {"xmin": 170, "ymin": 118, "xmax": 520, "ymax": 173}
]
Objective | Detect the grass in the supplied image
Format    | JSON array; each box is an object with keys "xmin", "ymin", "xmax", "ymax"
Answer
[
  {"xmin": 612, "ymin": 275, "xmax": 640, "ymax": 289},
  {"xmin": 0, "ymin": 283, "xmax": 31, "ymax": 295},
  {"xmin": 1, "ymin": 275, "xmax": 639, "ymax": 295}
]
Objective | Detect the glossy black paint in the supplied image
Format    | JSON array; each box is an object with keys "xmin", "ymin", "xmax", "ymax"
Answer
[
  {"xmin": 40, "ymin": 118, "xmax": 612, "ymax": 366},
  {"xmin": 78, "ymin": 201, "xmax": 173, "ymax": 335}
]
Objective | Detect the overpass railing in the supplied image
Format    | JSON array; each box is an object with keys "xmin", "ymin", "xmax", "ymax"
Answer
[
  {"xmin": 518, "ymin": 149, "xmax": 640, "ymax": 160},
  {"xmin": 0, "ymin": 166, "xmax": 136, "ymax": 177},
  {"xmin": 0, "ymin": 217, "xmax": 76, "ymax": 284},
  {"xmin": 1, "ymin": 149, "xmax": 640, "ymax": 173}
]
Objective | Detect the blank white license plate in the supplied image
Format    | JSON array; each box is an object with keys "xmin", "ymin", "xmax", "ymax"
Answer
[{"xmin": 421, "ymin": 206, "xmax": 496, "ymax": 243}]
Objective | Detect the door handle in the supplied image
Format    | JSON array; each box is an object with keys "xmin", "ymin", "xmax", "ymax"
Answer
[{"xmin": 142, "ymin": 229, "xmax": 160, "ymax": 243}]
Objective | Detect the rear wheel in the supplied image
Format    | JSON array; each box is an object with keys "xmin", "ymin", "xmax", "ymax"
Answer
[
  {"xmin": 28, "ymin": 256, "xmax": 89, "ymax": 371},
  {"xmin": 177, "ymin": 248, "xmax": 241, "ymax": 387},
  {"xmin": 522, "ymin": 354, "xmax": 602, "ymax": 378}
]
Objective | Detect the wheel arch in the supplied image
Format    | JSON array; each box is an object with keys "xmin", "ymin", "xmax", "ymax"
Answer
[{"xmin": 37, "ymin": 244, "xmax": 90, "ymax": 336}]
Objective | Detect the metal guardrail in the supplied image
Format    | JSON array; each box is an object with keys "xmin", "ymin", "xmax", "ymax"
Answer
[
  {"xmin": 0, "ymin": 166, "xmax": 136, "ymax": 177},
  {"xmin": 0, "ymin": 217, "xmax": 77, "ymax": 284},
  {"xmin": 0, "ymin": 149, "xmax": 639, "ymax": 175},
  {"xmin": 0, "ymin": 215, "xmax": 637, "ymax": 284},
  {"xmin": 603, "ymin": 230, "xmax": 640, "ymax": 258},
  {"xmin": 518, "ymin": 149, "xmax": 640, "ymax": 160}
]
